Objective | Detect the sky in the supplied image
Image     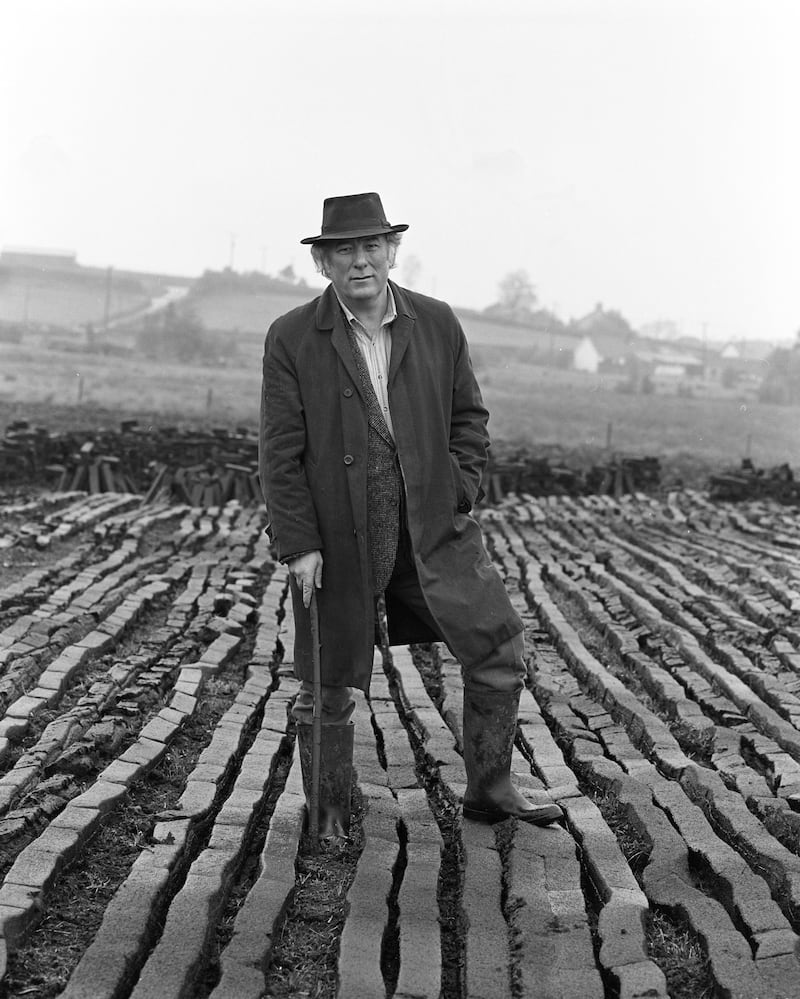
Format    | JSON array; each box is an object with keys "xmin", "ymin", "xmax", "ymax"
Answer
[{"xmin": 2, "ymin": 0, "xmax": 798, "ymax": 343}]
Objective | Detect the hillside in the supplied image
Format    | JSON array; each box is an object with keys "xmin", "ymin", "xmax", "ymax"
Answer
[
  {"xmin": 3, "ymin": 253, "xmax": 795, "ymax": 408},
  {"xmin": 0, "ymin": 252, "xmax": 191, "ymax": 335},
  {"xmin": 186, "ymin": 275, "xmax": 318, "ymax": 333},
  {"xmin": 0, "ymin": 266, "xmax": 151, "ymax": 332},
  {"xmin": 0, "ymin": 253, "xmax": 582, "ymax": 361},
  {"xmin": 182, "ymin": 273, "xmax": 319, "ymax": 359},
  {"xmin": 186, "ymin": 276, "xmax": 575, "ymax": 356}
]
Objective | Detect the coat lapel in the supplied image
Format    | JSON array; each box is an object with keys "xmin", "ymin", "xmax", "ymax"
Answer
[
  {"xmin": 387, "ymin": 281, "xmax": 416, "ymax": 387},
  {"xmin": 317, "ymin": 285, "xmax": 366, "ymax": 404},
  {"xmin": 316, "ymin": 280, "xmax": 417, "ymax": 394}
]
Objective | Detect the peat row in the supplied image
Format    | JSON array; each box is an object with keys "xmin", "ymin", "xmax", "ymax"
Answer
[
  {"xmin": 0, "ymin": 490, "xmax": 799, "ymax": 997},
  {"xmin": 502, "ymin": 494, "xmax": 800, "ymax": 996}
]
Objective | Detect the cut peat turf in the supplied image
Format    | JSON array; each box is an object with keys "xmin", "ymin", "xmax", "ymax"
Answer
[
  {"xmin": 262, "ymin": 790, "xmax": 365, "ymax": 999},
  {"xmin": 1, "ymin": 666, "xmax": 250, "ymax": 997},
  {"xmin": 2, "ymin": 788, "xmax": 162, "ymax": 998}
]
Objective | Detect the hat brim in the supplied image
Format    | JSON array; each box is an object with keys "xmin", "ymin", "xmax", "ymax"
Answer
[{"xmin": 300, "ymin": 223, "xmax": 409, "ymax": 245}]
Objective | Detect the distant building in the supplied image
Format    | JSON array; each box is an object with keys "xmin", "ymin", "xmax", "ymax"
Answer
[
  {"xmin": 719, "ymin": 339, "xmax": 775, "ymax": 363},
  {"xmin": 572, "ymin": 336, "xmax": 602, "ymax": 373},
  {"xmin": 717, "ymin": 339, "xmax": 776, "ymax": 392},
  {"xmin": 569, "ymin": 302, "xmax": 638, "ymax": 371},
  {"xmin": 628, "ymin": 340, "xmax": 707, "ymax": 393},
  {"xmin": 0, "ymin": 247, "xmax": 78, "ymax": 271},
  {"xmin": 638, "ymin": 319, "xmax": 681, "ymax": 341}
]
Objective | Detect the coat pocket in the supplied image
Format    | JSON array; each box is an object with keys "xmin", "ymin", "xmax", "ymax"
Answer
[{"xmin": 448, "ymin": 452, "xmax": 469, "ymax": 511}]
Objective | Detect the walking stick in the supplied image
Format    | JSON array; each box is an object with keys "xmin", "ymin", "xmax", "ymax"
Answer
[{"xmin": 308, "ymin": 589, "xmax": 322, "ymax": 852}]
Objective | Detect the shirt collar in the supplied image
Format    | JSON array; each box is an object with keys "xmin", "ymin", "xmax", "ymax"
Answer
[{"xmin": 334, "ymin": 284, "xmax": 397, "ymax": 332}]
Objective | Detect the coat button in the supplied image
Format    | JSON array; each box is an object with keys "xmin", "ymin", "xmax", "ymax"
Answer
[
  {"xmin": 343, "ymin": 454, "xmax": 354, "ymax": 465},
  {"xmin": 343, "ymin": 388, "xmax": 353, "ymax": 397}
]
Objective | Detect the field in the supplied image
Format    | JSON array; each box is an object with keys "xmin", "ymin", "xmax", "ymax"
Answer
[
  {"xmin": 2, "ymin": 340, "xmax": 798, "ymax": 489},
  {"xmin": 1, "ymin": 332, "xmax": 800, "ymax": 997},
  {"xmin": 1, "ymin": 486, "xmax": 800, "ymax": 998},
  {"xmin": 473, "ymin": 358, "xmax": 800, "ymax": 484}
]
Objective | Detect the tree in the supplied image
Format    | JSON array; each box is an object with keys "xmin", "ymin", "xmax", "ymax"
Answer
[
  {"xmin": 484, "ymin": 270, "xmax": 538, "ymax": 320},
  {"xmin": 135, "ymin": 304, "xmax": 222, "ymax": 364}
]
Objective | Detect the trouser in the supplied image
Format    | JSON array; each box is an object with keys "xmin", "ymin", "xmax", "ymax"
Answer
[{"xmin": 291, "ymin": 527, "xmax": 525, "ymax": 725}]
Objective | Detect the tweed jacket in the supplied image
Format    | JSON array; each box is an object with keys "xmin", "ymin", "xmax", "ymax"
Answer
[
  {"xmin": 344, "ymin": 325, "xmax": 401, "ymax": 593},
  {"xmin": 259, "ymin": 281, "xmax": 522, "ymax": 691}
]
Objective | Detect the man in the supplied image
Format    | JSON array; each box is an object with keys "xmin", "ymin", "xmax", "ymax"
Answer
[{"xmin": 259, "ymin": 192, "xmax": 561, "ymax": 838}]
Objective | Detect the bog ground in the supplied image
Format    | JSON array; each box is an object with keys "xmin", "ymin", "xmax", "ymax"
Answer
[{"xmin": 1, "ymin": 485, "xmax": 800, "ymax": 998}]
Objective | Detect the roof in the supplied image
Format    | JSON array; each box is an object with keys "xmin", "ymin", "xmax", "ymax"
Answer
[
  {"xmin": 0, "ymin": 246, "xmax": 78, "ymax": 269},
  {"xmin": 720, "ymin": 339, "xmax": 776, "ymax": 362},
  {"xmin": 633, "ymin": 348, "xmax": 706, "ymax": 366},
  {"xmin": 569, "ymin": 303, "xmax": 637, "ymax": 361}
]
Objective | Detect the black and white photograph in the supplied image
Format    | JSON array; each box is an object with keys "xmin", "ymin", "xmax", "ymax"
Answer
[{"xmin": 1, "ymin": 1, "xmax": 799, "ymax": 996}]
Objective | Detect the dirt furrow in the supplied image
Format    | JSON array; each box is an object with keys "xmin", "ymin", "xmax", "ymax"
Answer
[{"xmin": 0, "ymin": 490, "xmax": 799, "ymax": 998}]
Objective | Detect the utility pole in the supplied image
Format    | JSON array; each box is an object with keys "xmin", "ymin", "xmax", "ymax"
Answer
[
  {"xmin": 103, "ymin": 266, "xmax": 113, "ymax": 335},
  {"xmin": 228, "ymin": 234, "xmax": 237, "ymax": 271},
  {"xmin": 701, "ymin": 320, "xmax": 709, "ymax": 376},
  {"xmin": 261, "ymin": 246, "xmax": 267, "ymax": 274}
]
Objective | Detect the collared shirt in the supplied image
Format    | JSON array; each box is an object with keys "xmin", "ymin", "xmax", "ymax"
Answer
[{"xmin": 335, "ymin": 286, "xmax": 396, "ymax": 438}]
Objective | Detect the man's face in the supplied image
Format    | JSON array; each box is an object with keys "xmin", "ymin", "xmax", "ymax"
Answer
[{"xmin": 323, "ymin": 235, "xmax": 392, "ymax": 310}]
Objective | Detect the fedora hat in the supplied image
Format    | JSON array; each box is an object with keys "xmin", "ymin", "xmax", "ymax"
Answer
[{"xmin": 300, "ymin": 192, "xmax": 409, "ymax": 244}]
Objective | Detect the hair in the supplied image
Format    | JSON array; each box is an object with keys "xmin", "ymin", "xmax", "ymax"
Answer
[{"xmin": 310, "ymin": 231, "xmax": 402, "ymax": 278}]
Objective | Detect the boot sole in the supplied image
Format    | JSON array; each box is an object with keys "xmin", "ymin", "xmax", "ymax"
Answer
[{"xmin": 462, "ymin": 802, "xmax": 563, "ymax": 826}]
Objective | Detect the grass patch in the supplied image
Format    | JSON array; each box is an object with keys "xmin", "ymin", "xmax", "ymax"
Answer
[
  {"xmin": 263, "ymin": 789, "xmax": 365, "ymax": 999},
  {"xmin": 591, "ymin": 790, "xmax": 651, "ymax": 877},
  {"xmin": 3, "ymin": 351, "xmax": 799, "ymax": 489},
  {"xmin": 2, "ymin": 788, "xmax": 164, "ymax": 998},
  {"xmin": 591, "ymin": 791, "xmax": 717, "ymax": 999},
  {"xmin": 1, "ymin": 653, "xmax": 258, "ymax": 996},
  {"xmin": 667, "ymin": 719, "xmax": 715, "ymax": 765},
  {"xmin": 410, "ymin": 642, "xmax": 443, "ymax": 706},
  {"xmin": 647, "ymin": 908, "xmax": 715, "ymax": 999}
]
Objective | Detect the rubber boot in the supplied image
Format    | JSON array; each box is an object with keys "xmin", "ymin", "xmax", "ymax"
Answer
[
  {"xmin": 296, "ymin": 722, "xmax": 354, "ymax": 841},
  {"xmin": 462, "ymin": 687, "xmax": 562, "ymax": 825}
]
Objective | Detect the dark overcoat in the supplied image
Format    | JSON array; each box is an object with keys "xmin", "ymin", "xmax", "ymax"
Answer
[{"xmin": 259, "ymin": 280, "xmax": 522, "ymax": 691}]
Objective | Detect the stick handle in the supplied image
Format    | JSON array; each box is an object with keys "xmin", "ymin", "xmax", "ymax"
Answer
[{"xmin": 309, "ymin": 590, "xmax": 322, "ymax": 850}]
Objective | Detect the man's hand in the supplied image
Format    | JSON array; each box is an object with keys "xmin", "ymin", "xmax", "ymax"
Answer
[{"xmin": 288, "ymin": 550, "xmax": 323, "ymax": 608}]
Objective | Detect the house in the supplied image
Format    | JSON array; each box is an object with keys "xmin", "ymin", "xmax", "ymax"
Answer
[
  {"xmin": 572, "ymin": 336, "xmax": 602, "ymax": 373},
  {"xmin": 717, "ymin": 339, "xmax": 776, "ymax": 391},
  {"xmin": 0, "ymin": 247, "xmax": 78, "ymax": 271},
  {"xmin": 719, "ymin": 340, "xmax": 774, "ymax": 362},
  {"xmin": 569, "ymin": 303, "xmax": 638, "ymax": 372},
  {"xmin": 628, "ymin": 343, "xmax": 707, "ymax": 393}
]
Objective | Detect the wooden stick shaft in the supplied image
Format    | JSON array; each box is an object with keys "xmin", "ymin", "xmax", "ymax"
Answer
[{"xmin": 309, "ymin": 591, "xmax": 322, "ymax": 850}]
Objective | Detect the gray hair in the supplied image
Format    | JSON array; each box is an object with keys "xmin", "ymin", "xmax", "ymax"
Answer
[{"xmin": 310, "ymin": 232, "xmax": 402, "ymax": 278}]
